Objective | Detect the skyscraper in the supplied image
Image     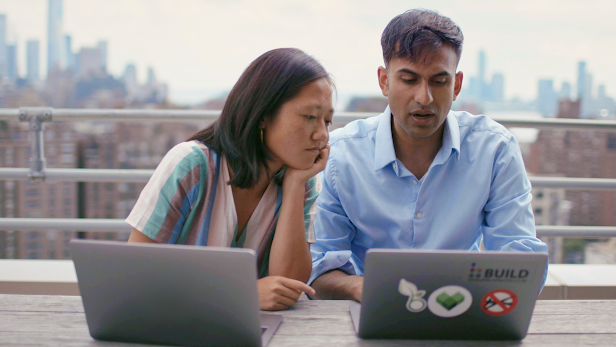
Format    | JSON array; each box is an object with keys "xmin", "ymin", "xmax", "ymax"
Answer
[
  {"xmin": 76, "ymin": 47, "xmax": 103, "ymax": 78},
  {"xmin": 560, "ymin": 82, "xmax": 572, "ymax": 100},
  {"xmin": 0, "ymin": 14, "xmax": 7, "ymax": 77},
  {"xmin": 538, "ymin": 79, "xmax": 557, "ymax": 116},
  {"xmin": 6, "ymin": 44, "xmax": 17, "ymax": 81},
  {"xmin": 27, "ymin": 40, "xmax": 40, "ymax": 81},
  {"xmin": 64, "ymin": 35, "xmax": 75, "ymax": 71},
  {"xmin": 491, "ymin": 73, "xmax": 504, "ymax": 102},
  {"xmin": 577, "ymin": 61, "xmax": 587, "ymax": 100},
  {"xmin": 478, "ymin": 50, "xmax": 486, "ymax": 100},
  {"xmin": 147, "ymin": 67, "xmax": 156, "ymax": 85},
  {"xmin": 97, "ymin": 41, "xmax": 107, "ymax": 72},
  {"xmin": 47, "ymin": 0, "xmax": 64, "ymax": 74}
]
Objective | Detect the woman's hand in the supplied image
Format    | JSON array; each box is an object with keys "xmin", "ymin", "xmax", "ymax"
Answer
[
  {"xmin": 284, "ymin": 145, "xmax": 330, "ymax": 187},
  {"xmin": 257, "ymin": 276, "xmax": 316, "ymax": 311}
]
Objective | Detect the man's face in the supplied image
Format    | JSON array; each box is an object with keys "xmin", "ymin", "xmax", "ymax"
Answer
[{"xmin": 378, "ymin": 45, "xmax": 463, "ymax": 143}]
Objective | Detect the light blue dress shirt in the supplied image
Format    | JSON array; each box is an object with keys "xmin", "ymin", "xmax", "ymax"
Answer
[{"xmin": 310, "ymin": 107, "xmax": 548, "ymax": 285}]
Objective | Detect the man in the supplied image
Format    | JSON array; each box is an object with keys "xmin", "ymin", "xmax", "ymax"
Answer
[{"xmin": 309, "ymin": 9, "xmax": 547, "ymax": 301}]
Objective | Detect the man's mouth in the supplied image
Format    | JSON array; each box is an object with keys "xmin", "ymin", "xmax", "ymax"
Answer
[{"xmin": 412, "ymin": 113, "xmax": 433, "ymax": 118}]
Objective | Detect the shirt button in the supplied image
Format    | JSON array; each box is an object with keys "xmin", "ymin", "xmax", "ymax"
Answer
[
  {"xmin": 416, "ymin": 212, "xmax": 422, "ymax": 219},
  {"xmin": 413, "ymin": 179, "xmax": 418, "ymax": 184},
  {"xmin": 393, "ymin": 162, "xmax": 398, "ymax": 169}
]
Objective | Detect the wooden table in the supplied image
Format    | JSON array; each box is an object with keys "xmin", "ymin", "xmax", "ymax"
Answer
[{"xmin": 1, "ymin": 294, "xmax": 615, "ymax": 346}]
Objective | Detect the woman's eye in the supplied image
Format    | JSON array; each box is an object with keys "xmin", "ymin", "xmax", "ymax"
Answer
[
  {"xmin": 325, "ymin": 120, "xmax": 332, "ymax": 127},
  {"xmin": 306, "ymin": 115, "xmax": 316, "ymax": 120}
]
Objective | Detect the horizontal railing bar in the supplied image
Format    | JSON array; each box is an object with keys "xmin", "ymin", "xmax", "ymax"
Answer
[
  {"xmin": 0, "ymin": 168, "xmax": 153, "ymax": 182},
  {"xmin": 0, "ymin": 218, "xmax": 132, "ymax": 232},
  {"xmin": 536, "ymin": 226, "xmax": 616, "ymax": 238},
  {"xmin": 0, "ymin": 108, "xmax": 615, "ymax": 130},
  {"xmin": 2, "ymin": 168, "xmax": 616, "ymax": 190},
  {"xmin": 0, "ymin": 218, "xmax": 614, "ymax": 237},
  {"xmin": 528, "ymin": 177, "xmax": 616, "ymax": 190}
]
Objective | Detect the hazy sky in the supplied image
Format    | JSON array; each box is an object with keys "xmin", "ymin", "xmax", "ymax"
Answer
[{"xmin": 0, "ymin": 0, "xmax": 615, "ymax": 105}]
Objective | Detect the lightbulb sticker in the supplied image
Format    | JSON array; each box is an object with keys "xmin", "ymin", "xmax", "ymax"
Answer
[{"xmin": 398, "ymin": 279, "xmax": 427, "ymax": 313}]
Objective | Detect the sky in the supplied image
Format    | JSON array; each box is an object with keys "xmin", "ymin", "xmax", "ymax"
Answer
[{"xmin": 0, "ymin": 0, "xmax": 615, "ymax": 105}]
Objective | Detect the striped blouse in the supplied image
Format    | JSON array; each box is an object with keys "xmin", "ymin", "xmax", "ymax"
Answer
[{"xmin": 126, "ymin": 140, "xmax": 320, "ymax": 278}]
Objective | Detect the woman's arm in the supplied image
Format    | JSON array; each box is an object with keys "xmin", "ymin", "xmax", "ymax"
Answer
[
  {"xmin": 268, "ymin": 178, "xmax": 313, "ymax": 282},
  {"xmin": 127, "ymin": 228, "xmax": 157, "ymax": 243},
  {"xmin": 268, "ymin": 146, "xmax": 329, "ymax": 283}
]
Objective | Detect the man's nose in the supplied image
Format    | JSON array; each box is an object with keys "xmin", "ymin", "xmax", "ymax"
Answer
[{"xmin": 415, "ymin": 81, "xmax": 434, "ymax": 106}]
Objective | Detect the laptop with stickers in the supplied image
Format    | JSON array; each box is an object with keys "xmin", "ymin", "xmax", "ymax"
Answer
[
  {"xmin": 349, "ymin": 249, "xmax": 548, "ymax": 340},
  {"xmin": 70, "ymin": 240, "xmax": 282, "ymax": 347}
]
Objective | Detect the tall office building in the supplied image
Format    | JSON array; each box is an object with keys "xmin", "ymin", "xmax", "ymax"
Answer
[
  {"xmin": 538, "ymin": 79, "xmax": 557, "ymax": 116},
  {"xmin": 64, "ymin": 35, "xmax": 75, "ymax": 71},
  {"xmin": 477, "ymin": 51, "xmax": 486, "ymax": 86},
  {"xmin": 6, "ymin": 44, "xmax": 17, "ymax": 81},
  {"xmin": 0, "ymin": 14, "xmax": 7, "ymax": 77},
  {"xmin": 147, "ymin": 67, "xmax": 156, "ymax": 85},
  {"xmin": 584, "ymin": 73, "xmax": 594, "ymax": 116},
  {"xmin": 560, "ymin": 82, "xmax": 572, "ymax": 100},
  {"xmin": 491, "ymin": 73, "xmax": 504, "ymax": 101},
  {"xmin": 76, "ymin": 47, "xmax": 104, "ymax": 78},
  {"xmin": 97, "ymin": 41, "xmax": 107, "ymax": 72},
  {"xmin": 477, "ymin": 50, "xmax": 486, "ymax": 100},
  {"xmin": 26, "ymin": 40, "xmax": 40, "ymax": 81},
  {"xmin": 47, "ymin": 0, "xmax": 64, "ymax": 74},
  {"xmin": 577, "ymin": 62, "xmax": 587, "ymax": 100}
]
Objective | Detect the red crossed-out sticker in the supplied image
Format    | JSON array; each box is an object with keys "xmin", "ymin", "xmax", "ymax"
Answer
[{"xmin": 480, "ymin": 289, "xmax": 518, "ymax": 316}]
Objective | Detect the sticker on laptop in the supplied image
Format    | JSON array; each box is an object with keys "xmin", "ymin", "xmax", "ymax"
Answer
[
  {"xmin": 481, "ymin": 289, "xmax": 518, "ymax": 316},
  {"xmin": 427, "ymin": 285, "xmax": 473, "ymax": 318},
  {"xmin": 398, "ymin": 279, "xmax": 427, "ymax": 313}
]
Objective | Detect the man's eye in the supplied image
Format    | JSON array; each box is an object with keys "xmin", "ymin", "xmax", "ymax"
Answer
[
  {"xmin": 305, "ymin": 115, "xmax": 316, "ymax": 120},
  {"xmin": 402, "ymin": 79, "xmax": 416, "ymax": 84},
  {"xmin": 433, "ymin": 80, "xmax": 447, "ymax": 85},
  {"xmin": 325, "ymin": 120, "xmax": 332, "ymax": 127}
]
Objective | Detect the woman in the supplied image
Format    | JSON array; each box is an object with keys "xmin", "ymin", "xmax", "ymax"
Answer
[{"xmin": 126, "ymin": 48, "xmax": 334, "ymax": 311}]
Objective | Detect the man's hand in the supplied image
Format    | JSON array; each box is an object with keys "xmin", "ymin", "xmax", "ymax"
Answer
[
  {"xmin": 257, "ymin": 276, "xmax": 316, "ymax": 311},
  {"xmin": 350, "ymin": 276, "xmax": 364, "ymax": 302},
  {"xmin": 310, "ymin": 270, "xmax": 364, "ymax": 302}
]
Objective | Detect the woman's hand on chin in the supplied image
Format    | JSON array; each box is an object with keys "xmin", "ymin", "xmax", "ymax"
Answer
[
  {"xmin": 284, "ymin": 145, "xmax": 330, "ymax": 187},
  {"xmin": 257, "ymin": 276, "xmax": 316, "ymax": 311}
]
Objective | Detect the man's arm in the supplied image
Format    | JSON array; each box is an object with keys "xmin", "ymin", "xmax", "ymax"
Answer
[
  {"xmin": 482, "ymin": 135, "xmax": 547, "ymax": 253},
  {"xmin": 482, "ymin": 135, "xmax": 548, "ymax": 288},
  {"xmin": 310, "ymin": 270, "xmax": 364, "ymax": 301},
  {"xmin": 309, "ymin": 158, "xmax": 363, "ymax": 297}
]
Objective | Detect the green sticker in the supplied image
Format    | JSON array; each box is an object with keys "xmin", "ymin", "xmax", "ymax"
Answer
[{"xmin": 436, "ymin": 292, "xmax": 465, "ymax": 310}]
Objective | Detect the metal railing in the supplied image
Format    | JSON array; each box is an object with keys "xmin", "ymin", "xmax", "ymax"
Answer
[
  {"xmin": 1, "ymin": 107, "xmax": 616, "ymax": 237},
  {"xmin": 0, "ymin": 218, "xmax": 614, "ymax": 238}
]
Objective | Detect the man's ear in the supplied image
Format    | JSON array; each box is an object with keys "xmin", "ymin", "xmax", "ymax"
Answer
[
  {"xmin": 378, "ymin": 66, "xmax": 389, "ymax": 97},
  {"xmin": 453, "ymin": 71, "xmax": 463, "ymax": 101}
]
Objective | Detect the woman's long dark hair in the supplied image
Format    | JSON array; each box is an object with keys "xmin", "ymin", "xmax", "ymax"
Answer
[{"xmin": 188, "ymin": 48, "xmax": 331, "ymax": 189}]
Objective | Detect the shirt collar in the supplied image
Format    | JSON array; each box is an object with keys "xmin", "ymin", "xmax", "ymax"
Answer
[
  {"xmin": 373, "ymin": 107, "xmax": 461, "ymax": 172},
  {"xmin": 437, "ymin": 111, "xmax": 461, "ymax": 164},
  {"xmin": 374, "ymin": 106, "xmax": 397, "ymax": 171}
]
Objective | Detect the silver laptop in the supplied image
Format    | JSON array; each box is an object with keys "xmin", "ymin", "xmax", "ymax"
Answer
[
  {"xmin": 350, "ymin": 249, "xmax": 548, "ymax": 340},
  {"xmin": 70, "ymin": 240, "xmax": 282, "ymax": 347}
]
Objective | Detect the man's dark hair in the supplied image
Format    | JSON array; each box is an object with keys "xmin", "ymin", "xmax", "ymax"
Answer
[
  {"xmin": 381, "ymin": 9, "xmax": 464, "ymax": 67},
  {"xmin": 188, "ymin": 48, "xmax": 332, "ymax": 189}
]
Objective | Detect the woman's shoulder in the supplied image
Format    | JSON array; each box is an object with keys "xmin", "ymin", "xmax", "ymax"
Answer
[{"xmin": 163, "ymin": 140, "xmax": 215, "ymax": 169}]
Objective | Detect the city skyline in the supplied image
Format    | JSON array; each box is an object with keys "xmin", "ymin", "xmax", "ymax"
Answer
[{"xmin": 0, "ymin": 0, "xmax": 614, "ymax": 105}]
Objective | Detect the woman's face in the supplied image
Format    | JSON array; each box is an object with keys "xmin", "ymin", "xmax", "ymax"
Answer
[{"xmin": 263, "ymin": 77, "xmax": 334, "ymax": 171}]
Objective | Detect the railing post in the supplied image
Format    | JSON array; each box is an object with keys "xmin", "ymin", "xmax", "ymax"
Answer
[{"xmin": 19, "ymin": 107, "xmax": 53, "ymax": 181}]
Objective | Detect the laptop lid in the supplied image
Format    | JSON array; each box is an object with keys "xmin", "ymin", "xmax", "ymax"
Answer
[
  {"xmin": 353, "ymin": 249, "xmax": 547, "ymax": 340},
  {"xmin": 70, "ymin": 240, "xmax": 280, "ymax": 347}
]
